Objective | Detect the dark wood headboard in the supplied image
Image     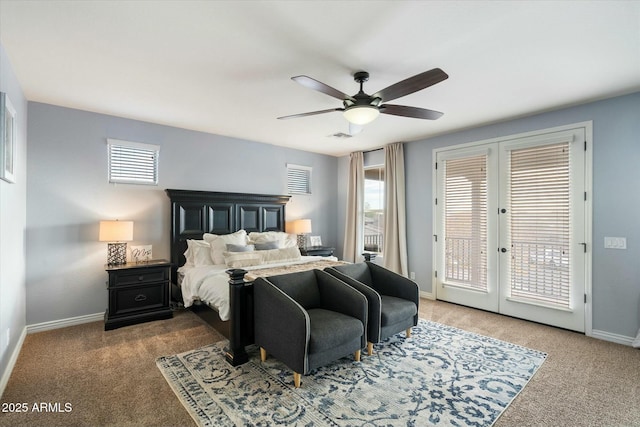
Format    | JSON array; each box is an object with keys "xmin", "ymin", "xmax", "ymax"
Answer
[{"xmin": 165, "ymin": 189, "xmax": 291, "ymax": 281}]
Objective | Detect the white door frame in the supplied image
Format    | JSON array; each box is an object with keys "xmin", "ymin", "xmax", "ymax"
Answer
[{"xmin": 432, "ymin": 121, "xmax": 593, "ymax": 336}]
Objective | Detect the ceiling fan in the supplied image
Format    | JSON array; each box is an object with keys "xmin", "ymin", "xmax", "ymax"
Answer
[{"xmin": 277, "ymin": 68, "xmax": 448, "ymax": 126}]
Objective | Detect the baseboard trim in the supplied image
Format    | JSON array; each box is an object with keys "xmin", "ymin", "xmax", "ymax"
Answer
[
  {"xmin": 420, "ymin": 291, "xmax": 435, "ymax": 300},
  {"xmin": 591, "ymin": 329, "xmax": 634, "ymax": 346},
  {"xmin": 27, "ymin": 312, "xmax": 104, "ymax": 334},
  {"xmin": 0, "ymin": 327, "xmax": 27, "ymax": 399}
]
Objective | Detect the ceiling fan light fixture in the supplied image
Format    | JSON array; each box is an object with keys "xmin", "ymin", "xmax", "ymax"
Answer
[{"xmin": 343, "ymin": 105, "xmax": 379, "ymax": 125}]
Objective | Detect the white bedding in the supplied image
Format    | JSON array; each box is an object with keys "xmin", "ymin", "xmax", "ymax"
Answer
[{"xmin": 178, "ymin": 256, "xmax": 337, "ymax": 321}]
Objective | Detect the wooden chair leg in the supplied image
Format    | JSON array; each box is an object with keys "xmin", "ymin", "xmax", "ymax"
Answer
[
  {"xmin": 293, "ymin": 372, "xmax": 301, "ymax": 388},
  {"xmin": 406, "ymin": 328, "xmax": 412, "ymax": 338},
  {"xmin": 367, "ymin": 342, "xmax": 374, "ymax": 356},
  {"xmin": 260, "ymin": 347, "xmax": 267, "ymax": 362},
  {"xmin": 354, "ymin": 349, "xmax": 361, "ymax": 362}
]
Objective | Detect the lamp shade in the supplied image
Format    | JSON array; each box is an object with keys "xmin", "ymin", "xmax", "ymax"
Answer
[
  {"xmin": 99, "ymin": 220, "xmax": 134, "ymax": 242},
  {"xmin": 343, "ymin": 105, "xmax": 380, "ymax": 125},
  {"xmin": 290, "ymin": 219, "xmax": 312, "ymax": 234}
]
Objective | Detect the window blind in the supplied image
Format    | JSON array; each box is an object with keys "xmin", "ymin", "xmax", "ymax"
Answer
[
  {"xmin": 509, "ymin": 142, "xmax": 570, "ymax": 308},
  {"xmin": 444, "ymin": 154, "xmax": 488, "ymax": 291},
  {"xmin": 107, "ymin": 139, "xmax": 159, "ymax": 185},
  {"xmin": 287, "ymin": 164, "xmax": 312, "ymax": 194}
]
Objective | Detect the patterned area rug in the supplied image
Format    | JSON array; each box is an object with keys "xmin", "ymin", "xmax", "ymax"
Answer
[{"xmin": 157, "ymin": 319, "xmax": 546, "ymax": 426}]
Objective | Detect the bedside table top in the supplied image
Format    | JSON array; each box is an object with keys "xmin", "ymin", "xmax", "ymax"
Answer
[{"xmin": 105, "ymin": 259, "xmax": 171, "ymax": 271}]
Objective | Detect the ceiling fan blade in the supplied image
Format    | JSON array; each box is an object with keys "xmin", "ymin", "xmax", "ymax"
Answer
[
  {"xmin": 373, "ymin": 68, "xmax": 449, "ymax": 102},
  {"xmin": 277, "ymin": 108, "xmax": 344, "ymax": 120},
  {"xmin": 292, "ymin": 76, "xmax": 355, "ymax": 101},
  {"xmin": 380, "ymin": 104, "xmax": 444, "ymax": 120}
]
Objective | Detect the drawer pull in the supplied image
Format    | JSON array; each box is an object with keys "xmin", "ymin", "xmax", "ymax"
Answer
[
  {"xmin": 138, "ymin": 276, "xmax": 144, "ymax": 281},
  {"xmin": 134, "ymin": 294, "xmax": 147, "ymax": 302}
]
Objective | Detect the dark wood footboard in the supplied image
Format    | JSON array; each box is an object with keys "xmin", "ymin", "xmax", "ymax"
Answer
[{"xmin": 224, "ymin": 269, "xmax": 254, "ymax": 365}]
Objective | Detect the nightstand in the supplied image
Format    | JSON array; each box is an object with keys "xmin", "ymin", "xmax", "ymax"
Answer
[
  {"xmin": 300, "ymin": 246, "xmax": 335, "ymax": 257},
  {"xmin": 104, "ymin": 259, "xmax": 172, "ymax": 330}
]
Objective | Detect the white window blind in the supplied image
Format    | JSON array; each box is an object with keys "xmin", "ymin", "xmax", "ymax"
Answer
[
  {"xmin": 107, "ymin": 139, "xmax": 159, "ymax": 185},
  {"xmin": 444, "ymin": 154, "xmax": 488, "ymax": 291},
  {"xmin": 287, "ymin": 164, "xmax": 312, "ymax": 194},
  {"xmin": 509, "ymin": 142, "xmax": 570, "ymax": 308}
]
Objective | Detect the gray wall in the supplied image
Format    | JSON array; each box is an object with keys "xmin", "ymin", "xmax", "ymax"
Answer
[
  {"xmin": 26, "ymin": 102, "xmax": 338, "ymax": 325},
  {"xmin": 340, "ymin": 92, "xmax": 640, "ymax": 340},
  {"xmin": 0, "ymin": 44, "xmax": 28, "ymax": 388}
]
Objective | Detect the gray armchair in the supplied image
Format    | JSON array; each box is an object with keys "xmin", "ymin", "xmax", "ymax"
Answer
[
  {"xmin": 253, "ymin": 269, "xmax": 367, "ymax": 388},
  {"xmin": 326, "ymin": 262, "xmax": 419, "ymax": 355}
]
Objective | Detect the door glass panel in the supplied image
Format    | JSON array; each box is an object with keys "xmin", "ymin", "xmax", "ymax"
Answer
[
  {"xmin": 444, "ymin": 154, "xmax": 488, "ymax": 291},
  {"xmin": 508, "ymin": 142, "xmax": 570, "ymax": 308}
]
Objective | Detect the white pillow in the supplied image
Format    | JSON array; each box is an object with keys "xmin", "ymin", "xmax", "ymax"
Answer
[
  {"xmin": 248, "ymin": 231, "xmax": 297, "ymax": 249},
  {"xmin": 260, "ymin": 247, "xmax": 302, "ymax": 264},
  {"xmin": 204, "ymin": 230, "xmax": 248, "ymax": 265},
  {"xmin": 184, "ymin": 239, "xmax": 213, "ymax": 267},
  {"xmin": 223, "ymin": 251, "xmax": 263, "ymax": 268}
]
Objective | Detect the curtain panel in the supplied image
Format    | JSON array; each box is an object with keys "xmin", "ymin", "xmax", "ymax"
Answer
[
  {"xmin": 343, "ymin": 151, "xmax": 364, "ymax": 262},
  {"xmin": 383, "ymin": 142, "xmax": 408, "ymax": 276}
]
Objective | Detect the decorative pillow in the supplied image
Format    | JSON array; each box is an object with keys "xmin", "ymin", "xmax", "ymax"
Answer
[
  {"xmin": 204, "ymin": 230, "xmax": 248, "ymax": 265},
  {"xmin": 254, "ymin": 241, "xmax": 279, "ymax": 251},
  {"xmin": 184, "ymin": 239, "xmax": 213, "ymax": 267},
  {"xmin": 227, "ymin": 244, "xmax": 255, "ymax": 252},
  {"xmin": 223, "ymin": 251, "xmax": 263, "ymax": 268},
  {"xmin": 259, "ymin": 247, "xmax": 302, "ymax": 264},
  {"xmin": 248, "ymin": 231, "xmax": 297, "ymax": 249}
]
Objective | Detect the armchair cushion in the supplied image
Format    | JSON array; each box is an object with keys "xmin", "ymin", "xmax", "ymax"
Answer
[{"xmin": 380, "ymin": 295, "xmax": 417, "ymax": 326}]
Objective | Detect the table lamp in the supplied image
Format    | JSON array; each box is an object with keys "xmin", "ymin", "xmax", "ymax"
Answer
[
  {"xmin": 290, "ymin": 219, "xmax": 312, "ymax": 249},
  {"xmin": 99, "ymin": 220, "xmax": 134, "ymax": 265}
]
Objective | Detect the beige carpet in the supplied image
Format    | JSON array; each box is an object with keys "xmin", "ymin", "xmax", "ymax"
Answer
[{"xmin": 1, "ymin": 300, "xmax": 639, "ymax": 426}]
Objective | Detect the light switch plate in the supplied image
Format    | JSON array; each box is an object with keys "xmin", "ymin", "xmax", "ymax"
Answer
[{"xmin": 604, "ymin": 237, "xmax": 627, "ymax": 249}]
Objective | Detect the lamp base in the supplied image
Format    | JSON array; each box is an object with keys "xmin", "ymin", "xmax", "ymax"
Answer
[
  {"xmin": 296, "ymin": 234, "xmax": 307, "ymax": 250},
  {"xmin": 107, "ymin": 242, "xmax": 128, "ymax": 265}
]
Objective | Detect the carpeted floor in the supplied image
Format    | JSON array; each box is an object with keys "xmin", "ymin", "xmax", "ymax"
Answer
[{"xmin": 1, "ymin": 299, "xmax": 639, "ymax": 426}]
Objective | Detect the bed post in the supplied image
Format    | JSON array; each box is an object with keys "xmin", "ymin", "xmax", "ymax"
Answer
[{"xmin": 224, "ymin": 268, "xmax": 250, "ymax": 366}]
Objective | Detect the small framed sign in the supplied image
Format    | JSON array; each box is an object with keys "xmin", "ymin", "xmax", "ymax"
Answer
[
  {"xmin": 309, "ymin": 235, "xmax": 322, "ymax": 247},
  {"xmin": 131, "ymin": 245, "xmax": 152, "ymax": 263}
]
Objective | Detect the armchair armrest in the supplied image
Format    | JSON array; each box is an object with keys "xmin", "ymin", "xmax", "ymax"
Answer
[
  {"xmin": 253, "ymin": 277, "xmax": 310, "ymax": 374},
  {"xmin": 367, "ymin": 262, "xmax": 420, "ymax": 308}
]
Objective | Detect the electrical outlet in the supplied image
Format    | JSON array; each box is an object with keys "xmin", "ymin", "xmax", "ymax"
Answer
[
  {"xmin": 604, "ymin": 237, "xmax": 627, "ymax": 249},
  {"xmin": 410, "ymin": 272, "xmax": 416, "ymax": 280}
]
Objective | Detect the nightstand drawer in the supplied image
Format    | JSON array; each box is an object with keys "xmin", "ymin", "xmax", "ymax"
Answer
[
  {"xmin": 109, "ymin": 282, "xmax": 169, "ymax": 316},
  {"xmin": 109, "ymin": 267, "xmax": 168, "ymax": 287}
]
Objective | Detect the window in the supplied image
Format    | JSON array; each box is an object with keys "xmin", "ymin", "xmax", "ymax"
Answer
[
  {"xmin": 107, "ymin": 139, "xmax": 159, "ymax": 185},
  {"xmin": 287, "ymin": 164, "xmax": 312, "ymax": 194},
  {"xmin": 364, "ymin": 166, "xmax": 384, "ymax": 253}
]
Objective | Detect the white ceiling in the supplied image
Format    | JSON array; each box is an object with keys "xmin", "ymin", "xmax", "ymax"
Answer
[{"xmin": 1, "ymin": 1, "xmax": 639, "ymax": 157}]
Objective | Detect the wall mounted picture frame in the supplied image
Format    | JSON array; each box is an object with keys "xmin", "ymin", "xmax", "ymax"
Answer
[{"xmin": 0, "ymin": 92, "xmax": 17, "ymax": 183}]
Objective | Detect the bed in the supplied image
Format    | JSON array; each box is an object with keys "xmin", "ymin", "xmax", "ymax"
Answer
[{"xmin": 166, "ymin": 189, "xmax": 346, "ymax": 366}]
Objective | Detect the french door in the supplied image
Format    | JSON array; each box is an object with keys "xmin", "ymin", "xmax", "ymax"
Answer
[{"xmin": 434, "ymin": 126, "xmax": 589, "ymax": 332}]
